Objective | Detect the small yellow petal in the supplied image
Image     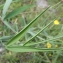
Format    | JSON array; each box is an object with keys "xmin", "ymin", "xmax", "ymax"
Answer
[
  {"xmin": 54, "ymin": 20, "xmax": 60, "ymax": 25},
  {"xmin": 46, "ymin": 42, "xmax": 52, "ymax": 48}
]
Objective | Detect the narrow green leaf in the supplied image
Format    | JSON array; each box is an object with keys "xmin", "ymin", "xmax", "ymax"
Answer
[
  {"xmin": 4, "ymin": 4, "xmax": 34, "ymax": 19},
  {"xmin": 6, "ymin": 46, "xmax": 63, "ymax": 52},
  {"xmin": 6, "ymin": 7, "xmax": 50, "ymax": 46},
  {"xmin": 1, "ymin": 0, "xmax": 16, "ymax": 33},
  {"xmin": 23, "ymin": 14, "xmax": 63, "ymax": 45},
  {"xmin": 28, "ymin": 31, "xmax": 45, "ymax": 40},
  {"xmin": 23, "ymin": 20, "xmax": 54, "ymax": 45},
  {"xmin": 1, "ymin": 19, "xmax": 16, "ymax": 33},
  {"xmin": 25, "ymin": 33, "xmax": 63, "ymax": 46},
  {"xmin": 2, "ymin": 0, "xmax": 12, "ymax": 18},
  {"xmin": 0, "ymin": 35, "xmax": 14, "ymax": 40},
  {"xmin": 1, "ymin": 15, "xmax": 16, "ymax": 33}
]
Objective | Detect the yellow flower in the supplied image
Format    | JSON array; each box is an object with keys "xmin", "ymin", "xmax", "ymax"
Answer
[
  {"xmin": 54, "ymin": 20, "xmax": 60, "ymax": 25},
  {"xmin": 55, "ymin": 45, "xmax": 58, "ymax": 48},
  {"xmin": 47, "ymin": 42, "xmax": 52, "ymax": 48}
]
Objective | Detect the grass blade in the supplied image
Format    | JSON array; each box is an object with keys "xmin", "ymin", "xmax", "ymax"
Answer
[
  {"xmin": 23, "ymin": 13, "xmax": 63, "ymax": 45},
  {"xmin": 25, "ymin": 33, "xmax": 63, "ymax": 46},
  {"xmin": 4, "ymin": 4, "xmax": 34, "ymax": 19},
  {"xmin": 6, "ymin": 7, "xmax": 50, "ymax": 46},
  {"xmin": 2, "ymin": 0, "xmax": 12, "ymax": 18},
  {"xmin": 23, "ymin": 20, "xmax": 54, "ymax": 45},
  {"xmin": 6, "ymin": 45, "xmax": 63, "ymax": 52},
  {"xmin": 1, "ymin": 19, "xmax": 16, "ymax": 33}
]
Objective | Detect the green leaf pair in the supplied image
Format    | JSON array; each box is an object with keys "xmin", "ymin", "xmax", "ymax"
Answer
[{"xmin": 3, "ymin": 1, "xmax": 62, "ymax": 52}]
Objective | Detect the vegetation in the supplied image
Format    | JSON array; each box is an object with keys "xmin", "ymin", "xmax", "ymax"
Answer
[{"xmin": 0, "ymin": 0, "xmax": 63, "ymax": 63}]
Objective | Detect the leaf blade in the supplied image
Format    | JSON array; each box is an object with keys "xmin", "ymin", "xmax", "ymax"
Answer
[
  {"xmin": 6, "ymin": 46, "xmax": 62, "ymax": 52},
  {"xmin": 6, "ymin": 7, "xmax": 50, "ymax": 46},
  {"xmin": 4, "ymin": 4, "xmax": 34, "ymax": 19},
  {"xmin": 2, "ymin": 0, "xmax": 12, "ymax": 18}
]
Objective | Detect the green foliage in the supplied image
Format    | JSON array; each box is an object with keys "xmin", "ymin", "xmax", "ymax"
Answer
[
  {"xmin": 4, "ymin": 4, "xmax": 34, "ymax": 19},
  {"xmin": 0, "ymin": 0, "xmax": 63, "ymax": 63},
  {"xmin": 6, "ymin": 7, "xmax": 50, "ymax": 46}
]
